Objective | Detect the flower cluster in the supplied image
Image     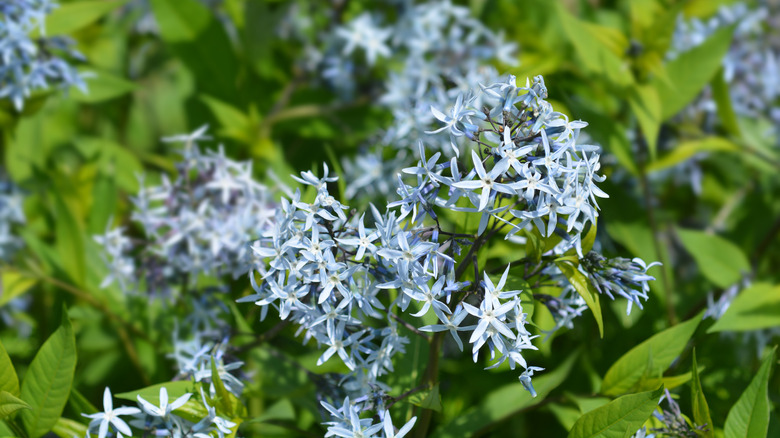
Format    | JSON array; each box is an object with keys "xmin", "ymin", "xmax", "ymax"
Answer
[
  {"xmin": 581, "ymin": 252, "xmax": 660, "ymax": 315},
  {"xmin": 0, "ymin": 0, "xmax": 86, "ymax": 111},
  {"xmin": 84, "ymin": 387, "xmax": 236, "ymax": 438},
  {"xmin": 246, "ymin": 74, "xmax": 659, "ymax": 435},
  {"xmin": 284, "ymin": 0, "xmax": 517, "ymax": 199},
  {"xmin": 95, "ymin": 126, "xmax": 276, "ymax": 298}
]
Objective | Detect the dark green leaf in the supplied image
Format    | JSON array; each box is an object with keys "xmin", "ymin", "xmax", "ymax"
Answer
[
  {"xmin": 724, "ymin": 347, "xmax": 775, "ymax": 438},
  {"xmin": 19, "ymin": 310, "xmax": 77, "ymax": 438},
  {"xmin": 568, "ymin": 387, "xmax": 664, "ymax": 438},
  {"xmin": 431, "ymin": 351, "xmax": 578, "ymax": 438},
  {"xmin": 150, "ymin": 0, "xmax": 239, "ymax": 103},
  {"xmin": 54, "ymin": 195, "xmax": 86, "ymax": 286},
  {"xmin": 710, "ymin": 68, "xmax": 741, "ymax": 136},
  {"xmin": 601, "ymin": 315, "xmax": 699, "ymax": 396}
]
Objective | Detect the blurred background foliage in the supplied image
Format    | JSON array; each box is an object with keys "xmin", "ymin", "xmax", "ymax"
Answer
[{"xmin": 1, "ymin": 0, "xmax": 778, "ymax": 436}]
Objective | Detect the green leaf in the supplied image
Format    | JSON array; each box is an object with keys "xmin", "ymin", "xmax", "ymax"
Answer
[
  {"xmin": 629, "ymin": 84, "xmax": 661, "ymax": 160},
  {"xmin": 555, "ymin": 4, "xmax": 633, "ymax": 87},
  {"xmin": 555, "ymin": 259, "xmax": 604, "ymax": 338},
  {"xmin": 70, "ymin": 69, "xmax": 136, "ymax": 103},
  {"xmin": 19, "ymin": 310, "xmax": 77, "ymax": 438},
  {"xmin": 71, "ymin": 69, "xmax": 137, "ymax": 103},
  {"xmin": 51, "ymin": 417, "xmax": 88, "ymax": 438},
  {"xmin": 0, "ymin": 340, "xmax": 19, "ymax": 396},
  {"xmin": 114, "ymin": 381, "xmax": 195, "ymax": 404},
  {"xmin": 601, "ymin": 315, "xmax": 699, "ymax": 396},
  {"xmin": 150, "ymin": 0, "xmax": 239, "ymax": 103},
  {"xmin": 407, "ymin": 384, "xmax": 442, "ymax": 412},
  {"xmin": 431, "ymin": 351, "xmax": 578, "ymax": 438},
  {"xmin": 654, "ymin": 25, "xmax": 734, "ymax": 120},
  {"xmin": 211, "ymin": 357, "xmax": 234, "ymax": 416},
  {"xmin": 724, "ymin": 347, "xmax": 775, "ymax": 438},
  {"xmin": 676, "ymin": 228, "xmax": 750, "ymax": 289},
  {"xmin": 45, "ymin": 0, "xmax": 127, "ymax": 35},
  {"xmin": 581, "ymin": 219, "xmax": 597, "ymax": 256},
  {"xmin": 690, "ymin": 350, "xmax": 713, "ymax": 438},
  {"xmin": 710, "ymin": 68, "xmax": 741, "ymax": 136},
  {"xmin": 87, "ymin": 174, "xmax": 117, "ymax": 236},
  {"xmin": 568, "ymin": 386, "xmax": 664, "ymax": 438},
  {"xmin": 708, "ymin": 284, "xmax": 780, "ymax": 333},
  {"xmin": 199, "ymin": 95, "xmax": 254, "ymax": 143},
  {"xmin": 647, "ymin": 137, "xmax": 740, "ymax": 173},
  {"xmin": 525, "ymin": 229, "xmax": 544, "ymax": 264},
  {"xmin": 54, "ymin": 195, "xmax": 86, "ymax": 286},
  {"xmin": 0, "ymin": 391, "xmax": 31, "ymax": 419},
  {"xmin": 0, "ymin": 270, "xmax": 37, "ymax": 308}
]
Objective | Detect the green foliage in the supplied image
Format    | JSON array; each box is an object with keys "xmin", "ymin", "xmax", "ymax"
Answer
[
  {"xmin": 690, "ymin": 350, "xmax": 713, "ymax": 438},
  {"xmin": 653, "ymin": 25, "xmax": 734, "ymax": 120},
  {"xmin": 708, "ymin": 284, "xmax": 780, "ymax": 333},
  {"xmin": 19, "ymin": 311, "xmax": 77, "ymax": 438},
  {"xmin": 723, "ymin": 348, "xmax": 775, "ymax": 438},
  {"xmin": 676, "ymin": 228, "xmax": 750, "ymax": 289},
  {"xmin": 567, "ymin": 386, "xmax": 664, "ymax": 438},
  {"xmin": 555, "ymin": 258, "xmax": 604, "ymax": 338},
  {"xmin": 601, "ymin": 315, "xmax": 699, "ymax": 396}
]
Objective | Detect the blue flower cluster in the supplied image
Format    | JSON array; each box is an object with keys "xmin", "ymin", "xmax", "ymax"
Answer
[
  {"xmin": 0, "ymin": 0, "xmax": 86, "ymax": 110},
  {"xmin": 95, "ymin": 126, "xmax": 276, "ymax": 297},
  {"xmin": 246, "ymin": 74, "xmax": 659, "ymax": 435},
  {"xmin": 84, "ymin": 387, "xmax": 236, "ymax": 438}
]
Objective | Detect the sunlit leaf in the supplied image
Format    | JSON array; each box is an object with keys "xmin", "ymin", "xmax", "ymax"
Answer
[{"xmin": 601, "ymin": 315, "xmax": 699, "ymax": 396}]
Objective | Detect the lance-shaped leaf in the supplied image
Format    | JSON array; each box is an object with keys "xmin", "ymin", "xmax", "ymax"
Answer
[
  {"xmin": 568, "ymin": 386, "xmax": 664, "ymax": 438},
  {"xmin": 724, "ymin": 347, "xmax": 775, "ymax": 438},
  {"xmin": 19, "ymin": 311, "xmax": 77, "ymax": 438},
  {"xmin": 708, "ymin": 284, "xmax": 780, "ymax": 333},
  {"xmin": 601, "ymin": 315, "xmax": 699, "ymax": 396},
  {"xmin": 690, "ymin": 350, "xmax": 713, "ymax": 438}
]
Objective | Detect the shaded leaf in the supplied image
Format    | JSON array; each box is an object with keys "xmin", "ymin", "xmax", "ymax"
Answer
[{"xmin": 431, "ymin": 352, "xmax": 578, "ymax": 438}]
